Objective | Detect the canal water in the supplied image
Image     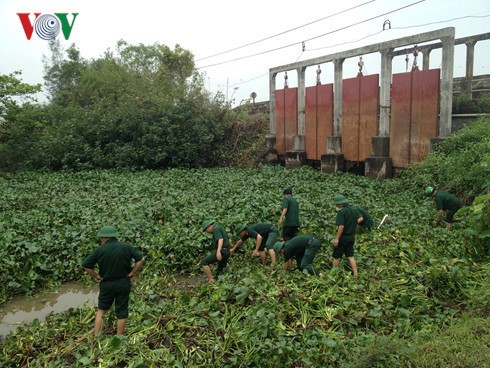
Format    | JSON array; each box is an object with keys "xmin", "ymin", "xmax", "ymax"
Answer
[{"xmin": 0, "ymin": 282, "xmax": 98, "ymax": 338}]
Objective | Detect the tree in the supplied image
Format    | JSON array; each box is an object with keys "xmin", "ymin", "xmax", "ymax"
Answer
[
  {"xmin": 27, "ymin": 39, "xmax": 230, "ymax": 170},
  {"xmin": 0, "ymin": 71, "xmax": 41, "ymax": 122},
  {"xmin": 0, "ymin": 71, "xmax": 44, "ymax": 170}
]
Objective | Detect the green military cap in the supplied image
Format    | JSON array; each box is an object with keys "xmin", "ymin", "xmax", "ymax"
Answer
[
  {"xmin": 96, "ymin": 226, "xmax": 119, "ymax": 238},
  {"xmin": 332, "ymin": 194, "xmax": 348, "ymax": 205},
  {"xmin": 236, "ymin": 224, "xmax": 247, "ymax": 235},
  {"xmin": 273, "ymin": 241, "xmax": 285, "ymax": 254},
  {"xmin": 425, "ymin": 186, "xmax": 435, "ymax": 196},
  {"xmin": 201, "ymin": 220, "xmax": 215, "ymax": 231}
]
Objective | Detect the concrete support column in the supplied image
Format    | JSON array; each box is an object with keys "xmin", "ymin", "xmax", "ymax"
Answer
[
  {"xmin": 365, "ymin": 49, "xmax": 394, "ymax": 180},
  {"xmin": 291, "ymin": 67, "xmax": 307, "ymax": 152},
  {"xmin": 333, "ymin": 58, "xmax": 344, "ymax": 137},
  {"xmin": 379, "ymin": 48, "xmax": 393, "ymax": 137},
  {"xmin": 440, "ymin": 32, "xmax": 455, "ymax": 137},
  {"xmin": 265, "ymin": 71, "xmax": 278, "ymax": 163},
  {"xmin": 268, "ymin": 72, "xmax": 277, "ymax": 136},
  {"xmin": 285, "ymin": 67, "xmax": 307, "ymax": 168},
  {"xmin": 465, "ymin": 41, "xmax": 476, "ymax": 96},
  {"xmin": 297, "ymin": 67, "xmax": 306, "ymax": 137},
  {"xmin": 321, "ymin": 59, "xmax": 345, "ymax": 173},
  {"xmin": 422, "ymin": 48, "xmax": 432, "ymax": 70}
]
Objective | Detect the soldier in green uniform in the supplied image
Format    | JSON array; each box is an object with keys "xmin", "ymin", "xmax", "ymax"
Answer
[
  {"xmin": 332, "ymin": 194, "xmax": 359, "ymax": 279},
  {"xmin": 78, "ymin": 226, "xmax": 145, "ymax": 342},
  {"xmin": 278, "ymin": 187, "xmax": 300, "ymax": 241},
  {"xmin": 352, "ymin": 206, "xmax": 374, "ymax": 233},
  {"xmin": 273, "ymin": 234, "xmax": 323, "ymax": 276},
  {"xmin": 200, "ymin": 220, "xmax": 231, "ymax": 283},
  {"xmin": 231, "ymin": 223, "xmax": 279, "ymax": 266},
  {"xmin": 425, "ymin": 187, "xmax": 462, "ymax": 230}
]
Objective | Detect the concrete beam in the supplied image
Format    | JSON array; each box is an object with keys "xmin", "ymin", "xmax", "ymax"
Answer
[
  {"xmin": 270, "ymin": 28, "xmax": 455, "ymax": 74},
  {"xmin": 391, "ymin": 31, "xmax": 490, "ymax": 57}
]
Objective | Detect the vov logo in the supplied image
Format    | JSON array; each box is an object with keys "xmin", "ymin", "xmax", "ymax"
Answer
[{"xmin": 17, "ymin": 13, "xmax": 79, "ymax": 41}]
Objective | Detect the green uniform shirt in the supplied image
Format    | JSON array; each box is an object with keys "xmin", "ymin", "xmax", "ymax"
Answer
[
  {"xmin": 336, "ymin": 205, "xmax": 359, "ymax": 236},
  {"xmin": 212, "ymin": 224, "xmax": 230, "ymax": 249},
  {"xmin": 435, "ymin": 191, "xmax": 461, "ymax": 212},
  {"xmin": 82, "ymin": 238, "xmax": 144, "ymax": 280},
  {"xmin": 241, "ymin": 223, "xmax": 274, "ymax": 241},
  {"xmin": 281, "ymin": 196, "xmax": 300, "ymax": 227},
  {"xmin": 353, "ymin": 206, "xmax": 373, "ymax": 229}
]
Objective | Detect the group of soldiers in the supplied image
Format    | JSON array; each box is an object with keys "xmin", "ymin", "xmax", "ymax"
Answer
[
  {"xmin": 75, "ymin": 185, "xmax": 461, "ymax": 341},
  {"xmin": 199, "ymin": 188, "xmax": 374, "ymax": 283},
  {"xmin": 200, "ymin": 185, "xmax": 463, "ymax": 283}
]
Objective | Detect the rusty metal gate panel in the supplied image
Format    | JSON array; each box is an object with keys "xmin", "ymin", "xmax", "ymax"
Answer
[
  {"xmin": 342, "ymin": 74, "xmax": 379, "ymax": 161},
  {"xmin": 390, "ymin": 69, "xmax": 440, "ymax": 168},
  {"xmin": 275, "ymin": 88, "xmax": 298, "ymax": 155},
  {"xmin": 305, "ymin": 84, "xmax": 333, "ymax": 160}
]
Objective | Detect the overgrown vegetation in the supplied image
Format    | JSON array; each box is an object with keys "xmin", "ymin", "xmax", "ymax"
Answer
[
  {"xmin": 0, "ymin": 41, "xmax": 268, "ymax": 171},
  {"xmin": 389, "ymin": 117, "xmax": 489, "ymax": 255},
  {"xmin": 0, "ymin": 117, "xmax": 489, "ymax": 366},
  {"xmin": 452, "ymin": 92, "xmax": 490, "ymax": 114}
]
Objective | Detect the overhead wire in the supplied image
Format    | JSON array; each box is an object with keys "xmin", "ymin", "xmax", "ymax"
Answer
[
  {"xmin": 217, "ymin": 10, "xmax": 490, "ymax": 91},
  {"xmin": 196, "ymin": 0, "xmax": 425, "ymax": 69},
  {"xmin": 228, "ymin": 11, "xmax": 490, "ymax": 88},
  {"xmin": 308, "ymin": 13, "xmax": 490, "ymax": 52},
  {"xmin": 195, "ymin": 0, "xmax": 376, "ymax": 62}
]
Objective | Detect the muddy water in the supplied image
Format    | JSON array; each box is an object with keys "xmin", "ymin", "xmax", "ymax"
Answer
[{"xmin": 0, "ymin": 282, "xmax": 98, "ymax": 338}]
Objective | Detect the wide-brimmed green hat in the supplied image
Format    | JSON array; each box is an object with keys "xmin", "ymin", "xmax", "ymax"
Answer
[
  {"xmin": 425, "ymin": 186, "xmax": 435, "ymax": 196},
  {"xmin": 236, "ymin": 224, "xmax": 247, "ymax": 235},
  {"xmin": 273, "ymin": 241, "xmax": 285, "ymax": 254},
  {"xmin": 96, "ymin": 226, "xmax": 119, "ymax": 238},
  {"xmin": 332, "ymin": 194, "xmax": 348, "ymax": 205},
  {"xmin": 201, "ymin": 220, "xmax": 215, "ymax": 231}
]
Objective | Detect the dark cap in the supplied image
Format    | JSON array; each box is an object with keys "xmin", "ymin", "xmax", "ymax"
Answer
[{"xmin": 283, "ymin": 187, "xmax": 293, "ymax": 195}]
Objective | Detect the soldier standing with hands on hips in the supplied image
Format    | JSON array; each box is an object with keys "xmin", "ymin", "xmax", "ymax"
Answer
[{"xmin": 77, "ymin": 225, "xmax": 145, "ymax": 342}]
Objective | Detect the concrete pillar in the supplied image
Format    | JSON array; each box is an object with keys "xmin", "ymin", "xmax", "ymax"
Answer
[
  {"xmin": 366, "ymin": 49, "xmax": 394, "ymax": 180},
  {"xmin": 379, "ymin": 48, "xmax": 393, "ymax": 137},
  {"xmin": 297, "ymin": 67, "xmax": 306, "ymax": 137},
  {"xmin": 268, "ymin": 72, "xmax": 277, "ymax": 135},
  {"xmin": 285, "ymin": 151, "xmax": 307, "ymax": 168},
  {"xmin": 465, "ymin": 41, "xmax": 476, "ymax": 96},
  {"xmin": 286, "ymin": 67, "xmax": 306, "ymax": 168},
  {"xmin": 290, "ymin": 67, "xmax": 306, "ymax": 152},
  {"xmin": 365, "ymin": 136, "xmax": 393, "ymax": 180},
  {"xmin": 265, "ymin": 72, "xmax": 278, "ymax": 162},
  {"xmin": 440, "ymin": 32, "xmax": 455, "ymax": 137},
  {"xmin": 321, "ymin": 59, "xmax": 345, "ymax": 173},
  {"xmin": 422, "ymin": 48, "xmax": 432, "ymax": 70},
  {"xmin": 333, "ymin": 58, "xmax": 344, "ymax": 136}
]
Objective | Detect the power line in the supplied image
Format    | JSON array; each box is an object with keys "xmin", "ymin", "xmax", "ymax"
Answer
[
  {"xmin": 307, "ymin": 14, "xmax": 490, "ymax": 52},
  {"xmin": 197, "ymin": 0, "xmax": 425, "ymax": 69},
  {"xmin": 195, "ymin": 0, "xmax": 376, "ymax": 62},
  {"xmin": 226, "ymin": 12, "xmax": 490, "ymax": 88}
]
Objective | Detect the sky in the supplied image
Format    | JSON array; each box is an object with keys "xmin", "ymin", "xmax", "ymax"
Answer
[{"xmin": 1, "ymin": 0, "xmax": 489, "ymax": 106}]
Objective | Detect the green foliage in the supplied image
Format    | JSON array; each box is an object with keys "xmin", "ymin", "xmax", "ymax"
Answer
[
  {"xmin": 0, "ymin": 41, "xmax": 233, "ymax": 171},
  {"xmin": 0, "ymin": 71, "xmax": 41, "ymax": 119},
  {"xmin": 452, "ymin": 92, "xmax": 490, "ymax": 114},
  {"xmin": 390, "ymin": 117, "xmax": 490, "ymax": 201},
  {"xmin": 458, "ymin": 192, "xmax": 490, "ymax": 256}
]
